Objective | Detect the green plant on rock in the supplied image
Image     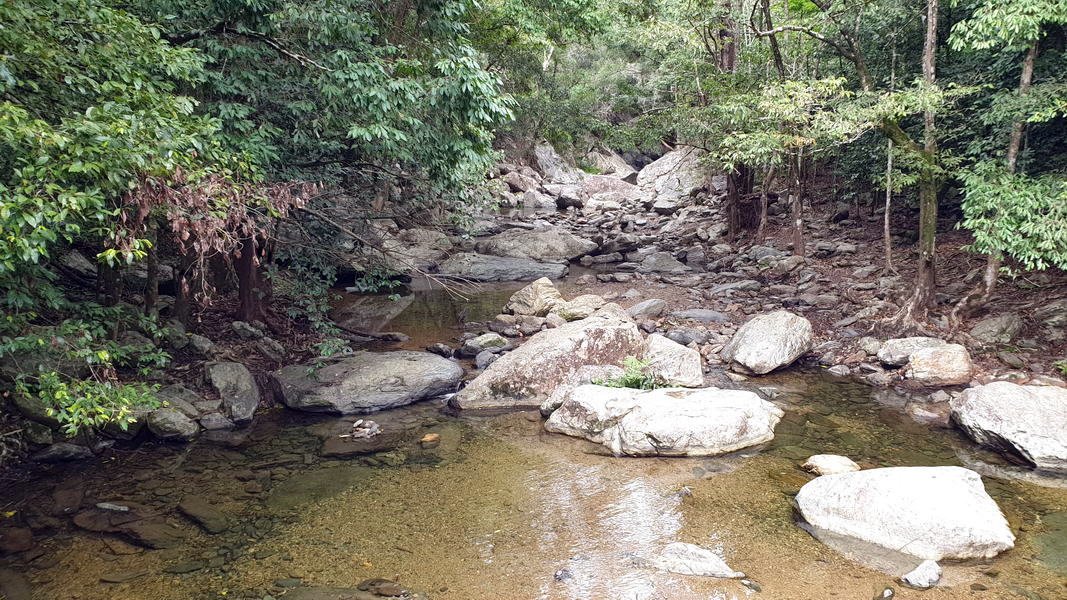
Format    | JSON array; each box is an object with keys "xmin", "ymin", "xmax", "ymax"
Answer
[{"xmin": 596, "ymin": 356, "xmax": 664, "ymax": 390}]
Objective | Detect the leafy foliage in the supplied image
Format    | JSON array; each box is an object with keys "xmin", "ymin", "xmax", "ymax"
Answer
[{"xmin": 595, "ymin": 357, "xmax": 665, "ymax": 390}]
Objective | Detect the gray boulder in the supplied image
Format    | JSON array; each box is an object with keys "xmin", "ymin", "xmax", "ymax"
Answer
[
  {"xmin": 795, "ymin": 466, "xmax": 1014, "ymax": 560},
  {"xmin": 644, "ymin": 333, "xmax": 703, "ymax": 387},
  {"xmin": 950, "ymin": 382, "xmax": 1067, "ymax": 473},
  {"xmin": 146, "ymin": 408, "xmax": 199, "ymax": 441},
  {"xmin": 205, "ymin": 362, "xmax": 259, "ymax": 425},
  {"xmin": 32, "ymin": 443, "xmax": 93, "ymax": 463},
  {"xmin": 452, "ymin": 307, "xmax": 644, "ymax": 410},
  {"xmin": 877, "ymin": 337, "xmax": 947, "ymax": 367},
  {"xmin": 722, "ymin": 310, "xmax": 813, "ymax": 375},
  {"xmin": 628, "ymin": 298, "xmax": 667, "ymax": 319},
  {"xmin": 475, "ymin": 228, "xmax": 597, "ymax": 263},
  {"xmin": 458, "ymin": 332, "xmax": 509, "ymax": 357},
  {"xmin": 533, "ymin": 142, "xmax": 582, "ymax": 184},
  {"xmin": 504, "ymin": 277, "xmax": 564, "ymax": 316},
  {"xmin": 969, "ymin": 313, "xmax": 1023, "ymax": 345},
  {"xmin": 545, "ymin": 384, "xmax": 782, "ymax": 456},
  {"xmin": 551, "ymin": 294, "xmax": 606, "ymax": 321},
  {"xmin": 637, "ymin": 252, "xmax": 689, "ymax": 274},
  {"xmin": 439, "ymin": 253, "xmax": 568, "ymax": 282},
  {"xmin": 636, "ymin": 147, "xmax": 707, "ymax": 204},
  {"xmin": 905, "ymin": 344, "xmax": 973, "ymax": 386},
  {"xmin": 274, "ymin": 351, "xmax": 463, "ymax": 414}
]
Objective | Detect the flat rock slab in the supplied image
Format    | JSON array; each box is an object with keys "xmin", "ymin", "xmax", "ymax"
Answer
[
  {"xmin": 951, "ymin": 382, "xmax": 1067, "ymax": 473},
  {"xmin": 545, "ymin": 384, "xmax": 783, "ymax": 456},
  {"xmin": 795, "ymin": 466, "xmax": 1014, "ymax": 560},
  {"xmin": 178, "ymin": 497, "xmax": 229, "ymax": 534},
  {"xmin": 438, "ymin": 252, "xmax": 568, "ymax": 282},
  {"xmin": 274, "ymin": 351, "xmax": 463, "ymax": 414}
]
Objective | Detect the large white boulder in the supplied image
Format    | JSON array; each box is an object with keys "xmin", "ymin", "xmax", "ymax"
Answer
[
  {"xmin": 950, "ymin": 382, "xmax": 1067, "ymax": 473},
  {"xmin": 452, "ymin": 307, "xmax": 645, "ymax": 410},
  {"xmin": 534, "ymin": 142, "xmax": 582, "ymax": 184},
  {"xmin": 795, "ymin": 466, "xmax": 1015, "ymax": 560},
  {"xmin": 644, "ymin": 334, "xmax": 703, "ymax": 387},
  {"xmin": 273, "ymin": 351, "xmax": 463, "ymax": 414},
  {"xmin": 636, "ymin": 147, "xmax": 707, "ymax": 204},
  {"xmin": 544, "ymin": 384, "xmax": 783, "ymax": 456},
  {"xmin": 905, "ymin": 344, "xmax": 973, "ymax": 386},
  {"xmin": 722, "ymin": 310, "xmax": 813, "ymax": 375}
]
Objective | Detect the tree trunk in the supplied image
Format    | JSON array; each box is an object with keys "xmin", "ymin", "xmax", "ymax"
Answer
[
  {"xmin": 883, "ymin": 139, "xmax": 896, "ymax": 273},
  {"xmin": 726, "ymin": 170, "xmax": 741, "ymax": 239},
  {"xmin": 172, "ymin": 253, "xmax": 195, "ymax": 325},
  {"xmin": 143, "ymin": 220, "xmax": 159, "ymax": 316},
  {"xmin": 950, "ymin": 40, "xmax": 1038, "ymax": 325},
  {"xmin": 757, "ymin": 166, "xmax": 776, "ymax": 241},
  {"xmin": 235, "ymin": 237, "xmax": 262, "ymax": 322},
  {"xmin": 896, "ymin": 0, "xmax": 940, "ymax": 325},
  {"xmin": 761, "ymin": 0, "xmax": 786, "ymax": 79},
  {"xmin": 791, "ymin": 150, "xmax": 805, "ymax": 257}
]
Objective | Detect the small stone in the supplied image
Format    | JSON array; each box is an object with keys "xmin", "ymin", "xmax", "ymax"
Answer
[
  {"xmin": 100, "ymin": 570, "xmax": 149, "ymax": 583},
  {"xmin": 901, "ymin": 560, "xmax": 942, "ymax": 589},
  {"xmin": 420, "ymin": 433, "xmax": 441, "ymax": 449},
  {"xmin": 802, "ymin": 454, "xmax": 860, "ymax": 476},
  {"xmin": 163, "ymin": 560, "xmax": 205, "ymax": 574}
]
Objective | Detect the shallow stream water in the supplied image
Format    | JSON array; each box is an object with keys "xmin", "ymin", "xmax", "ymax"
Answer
[{"xmin": 5, "ymin": 282, "xmax": 1067, "ymax": 600}]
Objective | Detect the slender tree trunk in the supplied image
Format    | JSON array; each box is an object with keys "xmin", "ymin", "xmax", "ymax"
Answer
[
  {"xmin": 172, "ymin": 253, "xmax": 195, "ymax": 326},
  {"xmin": 726, "ymin": 170, "xmax": 741, "ymax": 239},
  {"xmin": 791, "ymin": 150, "xmax": 805, "ymax": 257},
  {"xmin": 143, "ymin": 219, "xmax": 159, "ymax": 316},
  {"xmin": 883, "ymin": 40, "xmax": 898, "ymax": 274},
  {"xmin": 896, "ymin": 0, "xmax": 940, "ymax": 325},
  {"xmin": 951, "ymin": 40, "xmax": 1038, "ymax": 325},
  {"xmin": 761, "ymin": 0, "xmax": 786, "ymax": 79},
  {"xmin": 757, "ymin": 166, "xmax": 776, "ymax": 241}
]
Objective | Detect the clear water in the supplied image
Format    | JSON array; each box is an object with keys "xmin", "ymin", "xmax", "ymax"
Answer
[{"xmin": 6, "ymin": 285, "xmax": 1067, "ymax": 600}]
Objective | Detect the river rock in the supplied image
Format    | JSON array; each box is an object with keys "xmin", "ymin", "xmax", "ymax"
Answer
[
  {"xmin": 439, "ymin": 252, "xmax": 568, "ymax": 281},
  {"xmin": 652, "ymin": 542, "xmax": 744, "ymax": 578},
  {"xmin": 146, "ymin": 408, "xmax": 199, "ymax": 441},
  {"xmin": 458, "ymin": 332, "xmax": 509, "ymax": 357},
  {"xmin": 671, "ymin": 309, "xmax": 729, "ymax": 324},
  {"xmin": 628, "ymin": 298, "xmax": 667, "ymax": 319},
  {"xmin": 552, "ymin": 294, "xmax": 606, "ymax": 321},
  {"xmin": 274, "ymin": 351, "xmax": 463, "ymax": 414},
  {"xmin": 178, "ymin": 497, "xmax": 229, "ymax": 534},
  {"xmin": 950, "ymin": 382, "xmax": 1067, "ymax": 472},
  {"xmin": 969, "ymin": 313, "xmax": 1023, "ymax": 345},
  {"xmin": 475, "ymin": 228, "xmax": 597, "ymax": 263},
  {"xmin": 545, "ymin": 385, "xmax": 783, "ymax": 456},
  {"xmin": 901, "ymin": 560, "xmax": 942, "ymax": 589},
  {"xmin": 320, "ymin": 428, "xmax": 407, "ymax": 458},
  {"xmin": 644, "ymin": 334, "xmax": 703, "ymax": 387},
  {"xmin": 638, "ymin": 252, "xmax": 689, "ymax": 274},
  {"xmin": 0, "ymin": 568, "xmax": 32, "ymax": 600},
  {"xmin": 205, "ymin": 362, "xmax": 259, "ymax": 425},
  {"xmin": 539, "ymin": 364, "xmax": 626, "ymax": 416},
  {"xmin": 795, "ymin": 466, "xmax": 1015, "ymax": 560},
  {"xmin": 803, "ymin": 454, "xmax": 860, "ymax": 476},
  {"xmin": 452, "ymin": 307, "xmax": 645, "ymax": 410},
  {"xmin": 505, "ymin": 277, "xmax": 564, "ymax": 316},
  {"xmin": 877, "ymin": 337, "xmax": 947, "ymax": 367},
  {"xmin": 904, "ymin": 344, "xmax": 973, "ymax": 386},
  {"xmin": 722, "ymin": 310, "xmax": 813, "ymax": 375},
  {"xmin": 32, "ymin": 443, "xmax": 93, "ymax": 463}
]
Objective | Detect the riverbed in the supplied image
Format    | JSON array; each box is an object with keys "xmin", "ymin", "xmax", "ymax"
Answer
[{"xmin": 5, "ymin": 280, "xmax": 1067, "ymax": 600}]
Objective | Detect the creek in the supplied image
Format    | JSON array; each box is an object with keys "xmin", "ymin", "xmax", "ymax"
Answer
[{"xmin": 5, "ymin": 276, "xmax": 1067, "ymax": 600}]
